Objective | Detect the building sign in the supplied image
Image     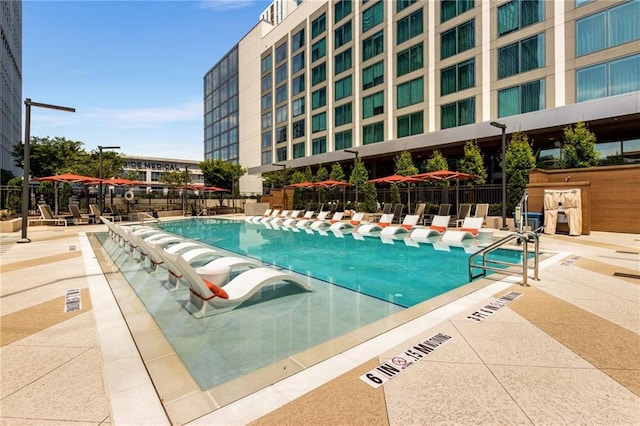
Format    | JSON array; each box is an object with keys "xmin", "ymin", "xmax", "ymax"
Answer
[{"xmin": 125, "ymin": 161, "xmax": 182, "ymax": 171}]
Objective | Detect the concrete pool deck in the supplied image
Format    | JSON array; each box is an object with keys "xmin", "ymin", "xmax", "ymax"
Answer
[{"xmin": 1, "ymin": 218, "xmax": 638, "ymax": 425}]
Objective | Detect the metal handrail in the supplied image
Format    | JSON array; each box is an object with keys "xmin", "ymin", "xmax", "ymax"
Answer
[{"xmin": 468, "ymin": 230, "xmax": 541, "ymax": 286}]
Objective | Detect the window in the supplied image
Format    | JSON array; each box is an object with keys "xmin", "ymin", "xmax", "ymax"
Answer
[
  {"xmin": 362, "ymin": 61, "xmax": 384, "ymax": 89},
  {"xmin": 335, "ymin": 130, "xmax": 353, "ymax": 150},
  {"xmin": 441, "ymin": 97, "xmax": 475, "ymax": 129},
  {"xmin": 262, "ymin": 131, "xmax": 272, "ymax": 148},
  {"xmin": 397, "ymin": 0, "xmax": 417, "ymax": 13},
  {"xmin": 276, "ymin": 63, "xmax": 287, "ymax": 84},
  {"xmin": 276, "ymin": 125, "xmax": 287, "ymax": 142},
  {"xmin": 363, "ymin": 91, "xmax": 384, "ymax": 118},
  {"xmin": 292, "ymin": 52, "xmax": 305, "ymax": 73},
  {"xmin": 276, "ymin": 42, "xmax": 287, "ymax": 63},
  {"xmin": 312, "ymin": 38, "xmax": 327, "ymax": 62},
  {"xmin": 312, "ymin": 112, "xmax": 327, "ymax": 132},
  {"xmin": 292, "ymin": 97, "xmax": 305, "ymax": 116},
  {"xmin": 292, "ymin": 75, "xmax": 305, "ymax": 95},
  {"xmin": 276, "ymin": 105, "xmax": 288, "ymax": 124},
  {"xmin": 441, "ymin": 0, "xmax": 474, "ymax": 23},
  {"xmin": 498, "ymin": 79, "xmax": 545, "ymax": 117},
  {"xmin": 397, "ymin": 8, "xmax": 423, "ymax": 44},
  {"xmin": 363, "ymin": 30, "xmax": 384, "ymax": 61},
  {"xmin": 262, "ymin": 73, "xmax": 272, "ymax": 91},
  {"xmin": 362, "ymin": 1, "xmax": 384, "ymax": 33},
  {"xmin": 397, "ymin": 111, "xmax": 424, "ymax": 138},
  {"xmin": 397, "ymin": 77, "xmax": 424, "ymax": 108},
  {"xmin": 335, "ymin": 0, "xmax": 352, "ymax": 23},
  {"xmin": 576, "ymin": 1, "xmax": 640, "ymax": 57},
  {"xmin": 576, "ymin": 54, "xmax": 640, "ymax": 102},
  {"xmin": 363, "ymin": 121, "xmax": 384, "ymax": 144},
  {"xmin": 440, "ymin": 19, "xmax": 475, "ymax": 59},
  {"xmin": 312, "ymin": 13, "xmax": 326, "ymax": 38},
  {"xmin": 312, "ymin": 63, "xmax": 327, "ymax": 86},
  {"xmin": 312, "ymin": 88, "xmax": 327, "ymax": 109},
  {"xmin": 276, "ymin": 84, "xmax": 288, "ymax": 103},
  {"xmin": 293, "ymin": 119, "xmax": 305, "ymax": 138},
  {"xmin": 262, "ymin": 150, "xmax": 272, "ymax": 165},
  {"xmin": 335, "ymin": 75, "xmax": 353, "ymax": 100},
  {"xmin": 498, "ymin": 0, "xmax": 544, "ymax": 37},
  {"xmin": 276, "ymin": 147, "xmax": 287, "ymax": 162},
  {"xmin": 261, "ymin": 54, "xmax": 272, "ymax": 73},
  {"xmin": 292, "ymin": 29, "xmax": 305, "ymax": 52},
  {"xmin": 335, "ymin": 21, "xmax": 353, "ymax": 49},
  {"xmin": 293, "ymin": 142, "xmax": 305, "ymax": 158},
  {"xmin": 498, "ymin": 33, "xmax": 544, "ymax": 79},
  {"xmin": 261, "ymin": 93, "xmax": 272, "ymax": 110},
  {"xmin": 397, "ymin": 43, "xmax": 423, "ymax": 76},
  {"xmin": 440, "ymin": 58, "xmax": 475, "ymax": 95},
  {"xmin": 262, "ymin": 111, "xmax": 272, "ymax": 129},
  {"xmin": 335, "ymin": 102, "xmax": 353, "ymax": 126},
  {"xmin": 335, "ymin": 48, "xmax": 352, "ymax": 75},
  {"xmin": 312, "ymin": 137, "xmax": 327, "ymax": 154}
]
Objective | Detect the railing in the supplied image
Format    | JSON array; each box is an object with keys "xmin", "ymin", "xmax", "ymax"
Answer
[{"xmin": 468, "ymin": 228, "xmax": 542, "ymax": 286}]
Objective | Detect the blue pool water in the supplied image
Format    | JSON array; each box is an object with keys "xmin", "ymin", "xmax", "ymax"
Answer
[
  {"xmin": 159, "ymin": 218, "xmax": 523, "ymax": 308},
  {"xmin": 98, "ymin": 218, "xmax": 526, "ymax": 391}
]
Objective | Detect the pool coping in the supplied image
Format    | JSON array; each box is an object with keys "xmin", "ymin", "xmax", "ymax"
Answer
[{"xmin": 87, "ymin": 221, "xmax": 561, "ymax": 425}]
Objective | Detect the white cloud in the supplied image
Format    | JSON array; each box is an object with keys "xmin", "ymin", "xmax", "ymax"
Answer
[{"xmin": 197, "ymin": 0, "xmax": 260, "ymax": 11}]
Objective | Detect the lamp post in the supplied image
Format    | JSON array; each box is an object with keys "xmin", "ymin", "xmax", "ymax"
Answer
[
  {"xmin": 273, "ymin": 163, "xmax": 286, "ymax": 209},
  {"xmin": 183, "ymin": 165, "xmax": 189, "ymax": 216},
  {"xmin": 18, "ymin": 99, "xmax": 75, "ymax": 244},
  {"xmin": 490, "ymin": 121, "xmax": 508, "ymax": 230},
  {"xmin": 98, "ymin": 145, "xmax": 120, "ymax": 214},
  {"xmin": 344, "ymin": 149, "xmax": 359, "ymax": 210}
]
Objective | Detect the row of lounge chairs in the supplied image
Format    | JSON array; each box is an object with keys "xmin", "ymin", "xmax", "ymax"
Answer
[{"xmin": 101, "ymin": 217, "xmax": 313, "ymax": 317}]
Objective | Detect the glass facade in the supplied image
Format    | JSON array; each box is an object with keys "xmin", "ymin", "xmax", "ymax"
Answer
[
  {"xmin": 497, "ymin": 0, "xmax": 544, "ymax": 37},
  {"xmin": 576, "ymin": 53, "xmax": 640, "ymax": 102},
  {"xmin": 441, "ymin": 19, "xmax": 475, "ymax": 60},
  {"xmin": 576, "ymin": 1, "xmax": 639, "ymax": 57},
  {"xmin": 441, "ymin": 58, "xmax": 474, "ymax": 96},
  {"xmin": 498, "ymin": 33, "xmax": 545, "ymax": 79},
  {"xmin": 441, "ymin": 97, "xmax": 475, "ymax": 129},
  {"xmin": 498, "ymin": 79, "xmax": 545, "ymax": 117}
]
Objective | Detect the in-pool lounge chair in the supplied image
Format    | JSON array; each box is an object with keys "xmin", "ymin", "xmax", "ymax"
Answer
[
  {"xmin": 172, "ymin": 252, "xmax": 313, "ymax": 317},
  {"xmin": 283, "ymin": 210, "xmax": 314, "ymax": 227},
  {"xmin": 310, "ymin": 211, "xmax": 344, "ymax": 229},
  {"xmin": 296, "ymin": 210, "xmax": 329, "ymax": 228},
  {"xmin": 409, "ymin": 215, "xmax": 451, "ymax": 240},
  {"xmin": 442, "ymin": 217, "xmax": 485, "ymax": 242},
  {"xmin": 379, "ymin": 214, "xmax": 421, "ymax": 236},
  {"xmin": 329, "ymin": 212, "xmax": 366, "ymax": 231},
  {"xmin": 271, "ymin": 210, "xmax": 300, "ymax": 225},
  {"xmin": 356, "ymin": 213, "xmax": 395, "ymax": 235},
  {"xmin": 245, "ymin": 208, "xmax": 271, "ymax": 223}
]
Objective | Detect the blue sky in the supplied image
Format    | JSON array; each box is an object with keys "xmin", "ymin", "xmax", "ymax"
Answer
[{"xmin": 23, "ymin": 0, "xmax": 270, "ymax": 160}]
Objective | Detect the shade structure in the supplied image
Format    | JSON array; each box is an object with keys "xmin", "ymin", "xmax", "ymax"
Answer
[
  {"xmin": 314, "ymin": 179, "xmax": 352, "ymax": 208},
  {"xmin": 411, "ymin": 170, "xmax": 479, "ymax": 208},
  {"xmin": 366, "ymin": 174, "xmax": 422, "ymax": 208},
  {"xmin": 34, "ymin": 173, "xmax": 103, "ymax": 214},
  {"xmin": 286, "ymin": 181, "xmax": 316, "ymax": 189},
  {"xmin": 103, "ymin": 177, "xmax": 148, "ymax": 186}
]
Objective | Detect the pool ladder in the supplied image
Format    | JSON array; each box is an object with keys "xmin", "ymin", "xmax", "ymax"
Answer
[{"xmin": 468, "ymin": 228, "xmax": 542, "ymax": 287}]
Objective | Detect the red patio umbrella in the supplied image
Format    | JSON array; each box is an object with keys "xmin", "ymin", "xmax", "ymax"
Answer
[
  {"xmin": 34, "ymin": 173, "xmax": 103, "ymax": 214},
  {"xmin": 367, "ymin": 174, "xmax": 422, "ymax": 208},
  {"xmin": 314, "ymin": 179, "xmax": 352, "ymax": 208},
  {"xmin": 411, "ymin": 170, "xmax": 479, "ymax": 208},
  {"xmin": 103, "ymin": 177, "xmax": 148, "ymax": 186}
]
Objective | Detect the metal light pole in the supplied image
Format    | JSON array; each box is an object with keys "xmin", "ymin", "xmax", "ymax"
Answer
[
  {"xmin": 18, "ymin": 99, "xmax": 75, "ymax": 244},
  {"xmin": 490, "ymin": 121, "xmax": 508, "ymax": 230},
  {"xmin": 98, "ymin": 145, "xmax": 120, "ymax": 214},
  {"xmin": 183, "ymin": 165, "xmax": 189, "ymax": 216},
  {"xmin": 344, "ymin": 149, "xmax": 359, "ymax": 210},
  {"xmin": 273, "ymin": 163, "xmax": 286, "ymax": 209}
]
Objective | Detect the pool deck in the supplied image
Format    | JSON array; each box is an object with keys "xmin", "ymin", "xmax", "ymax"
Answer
[{"xmin": 1, "ymin": 217, "xmax": 638, "ymax": 425}]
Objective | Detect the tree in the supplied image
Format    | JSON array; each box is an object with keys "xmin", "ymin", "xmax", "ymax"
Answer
[
  {"xmin": 12, "ymin": 136, "xmax": 86, "ymax": 177},
  {"xmin": 329, "ymin": 163, "xmax": 345, "ymax": 182},
  {"xmin": 363, "ymin": 182, "xmax": 378, "ymax": 212},
  {"xmin": 505, "ymin": 131, "xmax": 536, "ymax": 217},
  {"xmin": 315, "ymin": 165, "xmax": 329, "ymax": 203},
  {"xmin": 561, "ymin": 121, "xmax": 599, "ymax": 168},
  {"xmin": 423, "ymin": 150, "xmax": 449, "ymax": 186},
  {"xmin": 349, "ymin": 158, "xmax": 369, "ymax": 209},
  {"xmin": 394, "ymin": 151, "xmax": 418, "ymax": 176},
  {"xmin": 459, "ymin": 140, "xmax": 487, "ymax": 185},
  {"xmin": 198, "ymin": 159, "xmax": 246, "ymax": 205},
  {"xmin": 161, "ymin": 169, "xmax": 191, "ymax": 203}
]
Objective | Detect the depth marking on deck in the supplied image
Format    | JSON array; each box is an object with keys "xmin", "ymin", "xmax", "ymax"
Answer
[
  {"xmin": 64, "ymin": 288, "xmax": 82, "ymax": 312},
  {"xmin": 360, "ymin": 333, "xmax": 452, "ymax": 388},
  {"xmin": 561, "ymin": 256, "xmax": 581, "ymax": 266},
  {"xmin": 467, "ymin": 291, "xmax": 522, "ymax": 322}
]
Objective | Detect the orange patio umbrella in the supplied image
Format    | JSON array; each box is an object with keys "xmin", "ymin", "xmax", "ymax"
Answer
[
  {"xmin": 411, "ymin": 170, "xmax": 479, "ymax": 208},
  {"xmin": 34, "ymin": 173, "xmax": 103, "ymax": 214},
  {"xmin": 367, "ymin": 174, "xmax": 422, "ymax": 208}
]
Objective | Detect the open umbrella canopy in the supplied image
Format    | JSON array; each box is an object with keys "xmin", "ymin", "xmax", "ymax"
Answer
[
  {"xmin": 286, "ymin": 181, "xmax": 316, "ymax": 188},
  {"xmin": 103, "ymin": 177, "xmax": 148, "ymax": 186},
  {"xmin": 411, "ymin": 170, "xmax": 478, "ymax": 181},
  {"xmin": 314, "ymin": 179, "xmax": 352, "ymax": 188},
  {"xmin": 35, "ymin": 173, "xmax": 101, "ymax": 183},
  {"xmin": 367, "ymin": 174, "xmax": 422, "ymax": 184}
]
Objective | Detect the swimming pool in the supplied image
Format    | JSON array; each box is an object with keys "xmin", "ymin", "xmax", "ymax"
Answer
[
  {"xmin": 97, "ymin": 218, "xmax": 525, "ymax": 392},
  {"xmin": 158, "ymin": 218, "xmax": 524, "ymax": 308}
]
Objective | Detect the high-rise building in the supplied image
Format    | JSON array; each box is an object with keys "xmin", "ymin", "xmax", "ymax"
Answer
[
  {"xmin": 1, "ymin": 0, "xmax": 23, "ymax": 178},
  {"xmin": 204, "ymin": 0, "xmax": 640, "ymax": 194}
]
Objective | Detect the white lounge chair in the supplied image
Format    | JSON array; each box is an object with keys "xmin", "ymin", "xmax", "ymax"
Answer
[
  {"xmin": 283, "ymin": 210, "xmax": 314, "ymax": 227},
  {"xmin": 442, "ymin": 217, "xmax": 485, "ymax": 242},
  {"xmin": 245, "ymin": 208, "xmax": 272, "ymax": 223},
  {"xmin": 329, "ymin": 212, "xmax": 366, "ymax": 231},
  {"xmin": 258, "ymin": 209, "xmax": 280, "ymax": 223},
  {"xmin": 310, "ymin": 212, "xmax": 344, "ymax": 229},
  {"xmin": 409, "ymin": 215, "xmax": 451, "ymax": 240},
  {"xmin": 271, "ymin": 210, "xmax": 300, "ymax": 225},
  {"xmin": 171, "ymin": 253, "xmax": 313, "ymax": 317},
  {"xmin": 296, "ymin": 210, "xmax": 329, "ymax": 228},
  {"xmin": 379, "ymin": 214, "xmax": 420, "ymax": 236},
  {"xmin": 356, "ymin": 213, "xmax": 394, "ymax": 235}
]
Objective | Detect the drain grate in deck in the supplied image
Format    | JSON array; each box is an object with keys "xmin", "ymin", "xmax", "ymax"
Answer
[{"xmin": 613, "ymin": 272, "xmax": 640, "ymax": 280}]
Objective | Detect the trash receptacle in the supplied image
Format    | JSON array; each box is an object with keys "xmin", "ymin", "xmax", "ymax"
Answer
[{"xmin": 514, "ymin": 212, "xmax": 543, "ymax": 231}]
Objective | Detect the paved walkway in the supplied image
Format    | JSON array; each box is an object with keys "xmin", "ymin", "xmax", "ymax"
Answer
[{"xmin": 1, "ymin": 220, "xmax": 638, "ymax": 425}]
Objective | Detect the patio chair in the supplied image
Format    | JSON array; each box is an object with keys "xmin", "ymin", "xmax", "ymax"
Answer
[
  {"xmin": 381, "ymin": 203, "xmax": 393, "ymax": 214},
  {"xmin": 454, "ymin": 203, "xmax": 472, "ymax": 227},
  {"xmin": 69, "ymin": 205, "xmax": 92, "ymax": 225},
  {"xmin": 110, "ymin": 204, "xmax": 134, "ymax": 221},
  {"xmin": 392, "ymin": 203, "xmax": 405, "ymax": 224},
  {"xmin": 30, "ymin": 204, "xmax": 69, "ymax": 227},
  {"xmin": 473, "ymin": 203, "xmax": 489, "ymax": 223}
]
